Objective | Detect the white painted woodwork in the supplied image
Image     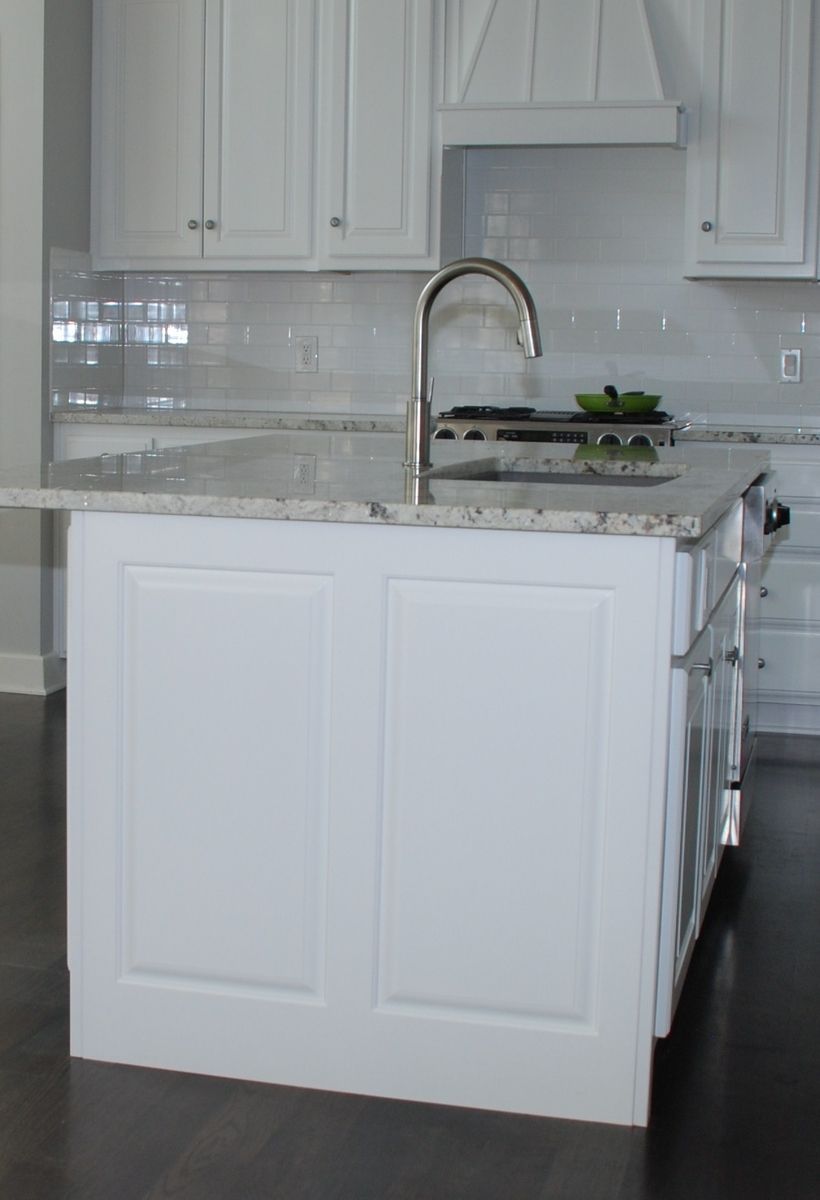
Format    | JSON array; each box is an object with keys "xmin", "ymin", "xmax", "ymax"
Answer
[
  {"xmin": 699, "ymin": 577, "xmax": 740, "ymax": 907},
  {"xmin": 758, "ymin": 447, "xmax": 820, "ymax": 732},
  {"xmin": 68, "ymin": 510, "xmax": 675, "ymax": 1126},
  {"xmin": 685, "ymin": 0, "xmax": 818, "ymax": 278},
  {"xmin": 444, "ymin": 0, "xmax": 664, "ymax": 103},
  {"xmin": 202, "ymin": 0, "xmax": 316, "ymax": 261},
  {"xmin": 93, "ymin": 0, "xmax": 206, "ymax": 260},
  {"xmin": 439, "ymin": 0, "xmax": 684, "ymax": 147},
  {"xmin": 319, "ymin": 0, "xmax": 436, "ymax": 265},
  {"xmin": 92, "ymin": 0, "xmax": 439, "ymax": 269},
  {"xmin": 656, "ymin": 509, "xmax": 743, "ymax": 1038}
]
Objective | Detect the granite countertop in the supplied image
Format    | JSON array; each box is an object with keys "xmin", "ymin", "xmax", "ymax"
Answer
[
  {"xmin": 677, "ymin": 422, "xmax": 820, "ymax": 445},
  {"xmin": 0, "ymin": 436, "xmax": 769, "ymax": 540},
  {"xmin": 51, "ymin": 407, "xmax": 820, "ymax": 444},
  {"xmin": 50, "ymin": 408, "xmax": 405, "ymax": 434}
]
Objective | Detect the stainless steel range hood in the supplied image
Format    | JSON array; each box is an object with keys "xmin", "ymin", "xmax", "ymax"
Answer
[{"xmin": 439, "ymin": 0, "xmax": 686, "ymax": 147}]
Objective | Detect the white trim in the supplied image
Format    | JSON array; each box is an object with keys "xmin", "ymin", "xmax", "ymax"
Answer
[{"xmin": 0, "ymin": 651, "xmax": 67, "ymax": 695}]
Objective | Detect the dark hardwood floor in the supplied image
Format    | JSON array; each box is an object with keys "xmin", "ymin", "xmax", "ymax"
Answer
[{"xmin": 1, "ymin": 692, "xmax": 818, "ymax": 1199}]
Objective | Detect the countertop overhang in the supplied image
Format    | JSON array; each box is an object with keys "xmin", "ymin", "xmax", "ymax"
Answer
[{"xmin": 0, "ymin": 436, "xmax": 769, "ymax": 540}]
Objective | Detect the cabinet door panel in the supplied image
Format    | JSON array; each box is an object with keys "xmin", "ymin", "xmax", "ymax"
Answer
[
  {"xmin": 321, "ymin": 0, "xmax": 436, "ymax": 265},
  {"xmin": 204, "ymin": 0, "xmax": 316, "ymax": 260},
  {"xmin": 686, "ymin": 0, "xmax": 815, "ymax": 277},
  {"xmin": 94, "ymin": 0, "xmax": 205, "ymax": 259}
]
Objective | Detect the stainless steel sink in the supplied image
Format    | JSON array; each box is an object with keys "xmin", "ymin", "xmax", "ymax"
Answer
[{"xmin": 425, "ymin": 460, "xmax": 685, "ymax": 488}]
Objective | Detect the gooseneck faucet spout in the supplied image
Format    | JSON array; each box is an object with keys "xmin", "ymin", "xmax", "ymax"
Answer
[{"xmin": 405, "ymin": 258, "xmax": 543, "ymax": 474}]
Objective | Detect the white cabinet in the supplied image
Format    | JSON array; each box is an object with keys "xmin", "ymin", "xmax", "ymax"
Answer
[
  {"xmin": 684, "ymin": 0, "xmax": 818, "ymax": 279},
  {"xmin": 92, "ymin": 0, "xmax": 439, "ymax": 271},
  {"xmin": 657, "ymin": 509, "xmax": 742, "ymax": 1037},
  {"xmin": 53, "ymin": 422, "xmax": 257, "ymax": 460},
  {"xmin": 67, "ymin": 510, "xmax": 675, "ymax": 1126},
  {"xmin": 93, "ymin": 0, "xmax": 316, "ymax": 265},
  {"xmin": 317, "ymin": 0, "xmax": 437, "ymax": 266},
  {"xmin": 759, "ymin": 446, "xmax": 820, "ymax": 733}
]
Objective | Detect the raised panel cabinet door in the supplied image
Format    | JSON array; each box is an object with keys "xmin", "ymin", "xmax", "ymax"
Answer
[
  {"xmin": 319, "ymin": 0, "xmax": 438, "ymax": 266},
  {"xmin": 93, "ymin": 0, "xmax": 206, "ymax": 260},
  {"xmin": 203, "ymin": 0, "xmax": 316, "ymax": 261},
  {"xmin": 685, "ymin": 0, "xmax": 816, "ymax": 278}
]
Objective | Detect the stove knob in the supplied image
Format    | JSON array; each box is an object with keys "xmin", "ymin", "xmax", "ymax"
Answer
[
  {"xmin": 627, "ymin": 433, "xmax": 652, "ymax": 447},
  {"xmin": 597, "ymin": 432, "xmax": 623, "ymax": 446}
]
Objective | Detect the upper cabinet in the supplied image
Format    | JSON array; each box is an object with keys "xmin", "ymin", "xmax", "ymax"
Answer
[
  {"xmin": 318, "ymin": 0, "xmax": 437, "ymax": 266},
  {"xmin": 684, "ymin": 0, "xmax": 818, "ymax": 279},
  {"xmin": 92, "ymin": 0, "xmax": 440, "ymax": 271},
  {"xmin": 439, "ymin": 0, "xmax": 685, "ymax": 147}
]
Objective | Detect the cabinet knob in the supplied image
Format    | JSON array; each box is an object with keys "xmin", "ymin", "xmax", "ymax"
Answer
[
  {"xmin": 701, "ymin": 220, "xmax": 713, "ymax": 232},
  {"xmin": 329, "ymin": 216, "xmax": 342, "ymax": 228},
  {"xmin": 760, "ymin": 585, "xmax": 768, "ymax": 598},
  {"xmin": 758, "ymin": 657, "xmax": 766, "ymax": 669},
  {"xmin": 187, "ymin": 218, "xmax": 200, "ymax": 230},
  {"xmin": 205, "ymin": 219, "xmax": 217, "ymax": 230},
  {"xmin": 724, "ymin": 646, "xmax": 739, "ymax": 666}
]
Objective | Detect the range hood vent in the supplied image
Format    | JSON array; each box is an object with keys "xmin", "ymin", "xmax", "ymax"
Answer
[{"xmin": 439, "ymin": 0, "xmax": 685, "ymax": 147}]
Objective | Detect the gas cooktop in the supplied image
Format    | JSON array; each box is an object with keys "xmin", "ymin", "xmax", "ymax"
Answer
[
  {"xmin": 433, "ymin": 406, "xmax": 681, "ymax": 447},
  {"xmin": 437, "ymin": 406, "xmax": 675, "ymax": 424}
]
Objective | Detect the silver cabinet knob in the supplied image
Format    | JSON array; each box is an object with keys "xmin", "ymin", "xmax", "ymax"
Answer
[
  {"xmin": 205, "ymin": 219, "xmax": 216, "ymax": 230},
  {"xmin": 187, "ymin": 218, "xmax": 199, "ymax": 230},
  {"xmin": 760, "ymin": 585, "xmax": 768, "ymax": 597},
  {"xmin": 758, "ymin": 657, "xmax": 766, "ymax": 669},
  {"xmin": 329, "ymin": 216, "xmax": 342, "ymax": 228},
  {"xmin": 701, "ymin": 220, "xmax": 713, "ymax": 232}
]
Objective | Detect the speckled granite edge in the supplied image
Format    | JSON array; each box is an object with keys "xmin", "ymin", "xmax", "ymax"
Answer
[
  {"xmin": 0, "ymin": 485, "xmax": 706, "ymax": 538},
  {"xmin": 51, "ymin": 409, "xmax": 405, "ymax": 434},
  {"xmin": 677, "ymin": 426, "xmax": 820, "ymax": 445}
]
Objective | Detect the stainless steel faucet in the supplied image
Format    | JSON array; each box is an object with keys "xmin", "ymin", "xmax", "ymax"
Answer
[{"xmin": 404, "ymin": 257, "xmax": 543, "ymax": 473}]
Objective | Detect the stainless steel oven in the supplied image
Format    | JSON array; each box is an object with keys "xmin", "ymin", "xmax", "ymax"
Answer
[{"xmin": 433, "ymin": 406, "xmax": 684, "ymax": 447}]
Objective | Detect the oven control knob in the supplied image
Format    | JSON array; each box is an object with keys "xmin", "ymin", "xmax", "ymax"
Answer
[
  {"xmin": 764, "ymin": 500, "xmax": 791, "ymax": 534},
  {"xmin": 597, "ymin": 433, "xmax": 623, "ymax": 446},
  {"xmin": 627, "ymin": 433, "xmax": 652, "ymax": 447}
]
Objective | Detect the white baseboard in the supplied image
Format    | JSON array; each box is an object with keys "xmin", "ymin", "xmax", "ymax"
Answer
[{"xmin": 0, "ymin": 651, "xmax": 66, "ymax": 695}]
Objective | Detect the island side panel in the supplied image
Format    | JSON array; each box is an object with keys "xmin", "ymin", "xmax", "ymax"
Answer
[{"xmin": 67, "ymin": 510, "xmax": 675, "ymax": 1126}]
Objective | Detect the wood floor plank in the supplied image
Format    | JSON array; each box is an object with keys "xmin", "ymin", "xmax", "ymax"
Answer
[{"xmin": 1, "ymin": 700, "xmax": 819, "ymax": 1199}]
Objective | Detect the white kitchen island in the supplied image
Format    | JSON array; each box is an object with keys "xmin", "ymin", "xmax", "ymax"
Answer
[{"xmin": 0, "ymin": 435, "xmax": 768, "ymax": 1126}]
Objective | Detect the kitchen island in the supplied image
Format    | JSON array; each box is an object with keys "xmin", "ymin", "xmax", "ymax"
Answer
[{"xmin": 0, "ymin": 436, "xmax": 767, "ymax": 1126}]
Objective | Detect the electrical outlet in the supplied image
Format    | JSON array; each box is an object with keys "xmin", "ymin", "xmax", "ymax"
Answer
[
  {"xmin": 291, "ymin": 454, "xmax": 316, "ymax": 493},
  {"xmin": 294, "ymin": 334, "xmax": 318, "ymax": 373},
  {"xmin": 780, "ymin": 348, "xmax": 802, "ymax": 383}
]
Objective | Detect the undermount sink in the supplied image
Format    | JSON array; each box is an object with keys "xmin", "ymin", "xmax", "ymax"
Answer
[{"xmin": 425, "ymin": 459, "xmax": 686, "ymax": 489}]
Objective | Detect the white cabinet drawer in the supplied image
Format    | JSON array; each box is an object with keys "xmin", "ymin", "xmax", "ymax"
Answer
[
  {"xmin": 769, "ymin": 505, "xmax": 820, "ymax": 552},
  {"xmin": 770, "ymin": 462, "xmax": 820, "ymax": 501},
  {"xmin": 758, "ymin": 627, "xmax": 820, "ymax": 697},
  {"xmin": 55, "ymin": 427, "xmax": 153, "ymax": 459},
  {"xmin": 673, "ymin": 499, "xmax": 742, "ymax": 655},
  {"xmin": 760, "ymin": 555, "xmax": 820, "ymax": 622}
]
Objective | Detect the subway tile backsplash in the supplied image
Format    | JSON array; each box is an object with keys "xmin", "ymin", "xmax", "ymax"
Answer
[{"xmin": 52, "ymin": 146, "xmax": 820, "ymax": 423}]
